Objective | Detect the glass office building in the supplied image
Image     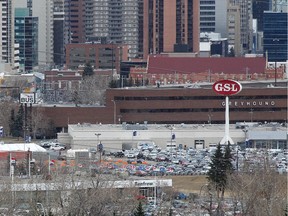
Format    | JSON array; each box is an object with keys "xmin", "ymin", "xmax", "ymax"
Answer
[
  {"xmin": 263, "ymin": 11, "xmax": 287, "ymax": 62},
  {"xmin": 14, "ymin": 8, "xmax": 38, "ymax": 72}
]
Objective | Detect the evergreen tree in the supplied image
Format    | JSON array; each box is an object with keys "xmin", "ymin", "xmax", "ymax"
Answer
[
  {"xmin": 228, "ymin": 47, "xmax": 235, "ymax": 57},
  {"xmin": 83, "ymin": 62, "xmax": 94, "ymax": 76},
  {"xmin": 133, "ymin": 201, "xmax": 145, "ymax": 216},
  {"xmin": 135, "ymin": 78, "xmax": 141, "ymax": 87},
  {"xmin": 12, "ymin": 105, "xmax": 24, "ymax": 137},
  {"xmin": 207, "ymin": 143, "xmax": 234, "ymax": 216},
  {"xmin": 207, "ymin": 144, "xmax": 226, "ymax": 197},
  {"xmin": 9, "ymin": 109, "xmax": 15, "ymax": 136},
  {"xmin": 223, "ymin": 142, "xmax": 233, "ymax": 174},
  {"xmin": 128, "ymin": 77, "xmax": 133, "ymax": 87},
  {"xmin": 109, "ymin": 79, "xmax": 118, "ymax": 88}
]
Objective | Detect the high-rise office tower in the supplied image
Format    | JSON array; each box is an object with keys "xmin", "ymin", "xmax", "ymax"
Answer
[
  {"xmin": 200, "ymin": 0, "xmax": 216, "ymax": 33},
  {"xmin": 215, "ymin": 0, "xmax": 229, "ymax": 38},
  {"xmin": 199, "ymin": 0, "xmax": 229, "ymax": 38},
  {"xmin": 263, "ymin": 11, "xmax": 287, "ymax": 62},
  {"xmin": 0, "ymin": 0, "xmax": 19, "ymax": 72},
  {"xmin": 229, "ymin": 0, "xmax": 253, "ymax": 54},
  {"xmin": 15, "ymin": 8, "xmax": 38, "ymax": 72},
  {"xmin": 252, "ymin": 0, "xmax": 270, "ymax": 31},
  {"xmin": 15, "ymin": 0, "xmax": 54, "ymax": 70}
]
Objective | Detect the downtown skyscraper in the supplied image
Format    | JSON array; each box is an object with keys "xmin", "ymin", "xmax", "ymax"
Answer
[{"xmin": 64, "ymin": 0, "xmax": 199, "ymax": 60}]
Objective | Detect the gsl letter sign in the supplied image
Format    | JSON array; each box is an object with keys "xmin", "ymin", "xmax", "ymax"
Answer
[{"xmin": 212, "ymin": 80, "xmax": 242, "ymax": 96}]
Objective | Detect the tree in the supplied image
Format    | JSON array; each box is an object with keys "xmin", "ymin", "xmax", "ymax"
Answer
[
  {"xmin": 0, "ymin": 101, "xmax": 17, "ymax": 137},
  {"xmin": 207, "ymin": 143, "xmax": 233, "ymax": 215},
  {"xmin": 134, "ymin": 201, "xmax": 145, "ymax": 216},
  {"xmin": 72, "ymin": 90, "xmax": 81, "ymax": 107},
  {"xmin": 135, "ymin": 78, "xmax": 141, "ymax": 87},
  {"xmin": 223, "ymin": 143, "xmax": 233, "ymax": 174},
  {"xmin": 69, "ymin": 75, "xmax": 108, "ymax": 106},
  {"xmin": 10, "ymin": 104, "xmax": 24, "ymax": 137},
  {"xmin": 228, "ymin": 47, "xmax": 235, "ymax": 57},
  {"xmin": 227, "ymin": 166, "xmax": 287, "ymax": 216},
  {"xmin": 128, "ymin": 77, "xmax": 133, "ymax": 87},
  {"xmin": 83, "ymin": 62, "xmax": 94, "ymax": 76},
  {"xmin": 207, "ymin": 144, "xmax": 226, "ymax": 197},
  {"xmin": 30, "ymin": 106, "xmax": 50, "ymax": 139},
  {"xmin": 9, "ymin": 108, "xmax": 16, "ymax": 136},
  {"xmin": 109, "ymin": 79, "xmax": 118, "ymax": 88}
]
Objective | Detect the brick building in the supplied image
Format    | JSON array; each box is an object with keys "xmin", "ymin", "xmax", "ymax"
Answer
[
  {"xmin": 40, "ymin": 83, "xmax": 287, "ymax": 132},
  {"xmin": 129, "ymin": 55, "xmax": 285, "ymax": 85}
]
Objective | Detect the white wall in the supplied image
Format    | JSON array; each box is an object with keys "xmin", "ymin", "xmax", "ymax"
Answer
[{"xmin": 61, "ymin": 124, "xmax": 247, "ymax": 150}]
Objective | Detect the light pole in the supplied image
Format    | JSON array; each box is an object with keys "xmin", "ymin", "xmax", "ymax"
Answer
[
  {"xmin": 249, "ymin": 108, "xmax": 253, "ymax": 122},
  {"xmin": 95, "ymin": 133, "xmax": 101, "ymax": 145},
  {"xmin": 208, "ymin": 113, "xmax": 213, "ymax": 125},
  {"xmin": 95, "ymin": 133, "xmax": 102, "ymax": 162},
  {"xmin": 111, "ymin": 100, "xmax": 116, "ymax": 124},
  {"xmin": 273, "ymin": 38, "xmax": 279, "ymax": 86},
  {"xmin": 165, "ymin": 124, "xmax": 175, "ymax": 158}
]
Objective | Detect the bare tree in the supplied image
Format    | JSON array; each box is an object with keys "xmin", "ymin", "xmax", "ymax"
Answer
[
  {"xmin": 30, "ymin": 106, "xmax": 49, "ymax": 139},
  {"xmin": 227, "ymin": 167, "xmax": 287, "ymax": 216},
  {"xmin": 69, "ymin": 75, "xmax": 109, "ymax": 106},
  {"xmin": 0, "ymin": 101, "xmax": 17, "ymax": 137}
]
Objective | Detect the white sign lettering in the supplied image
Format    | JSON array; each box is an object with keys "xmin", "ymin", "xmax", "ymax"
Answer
[
  {"xmin": 222, "ymin": 101, "xmax": 276, "ymax": 107},
  {"xmin": 20, "ymin": 93, "xmax": 35, "ymax": 104}
]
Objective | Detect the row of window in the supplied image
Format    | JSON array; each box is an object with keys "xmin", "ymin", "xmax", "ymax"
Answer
[
  {"xmin": 120, "ymin": 107, "xmax": 285, "ymax": 114},
  {"xmin": 114, "ymin": 95, "xmax": 287, "ymax": 101}
]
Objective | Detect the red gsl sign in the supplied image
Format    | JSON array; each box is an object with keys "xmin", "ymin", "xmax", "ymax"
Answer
[{"xmin": 212, "ymin": 79, "xmax": 242, "ymax": 96}]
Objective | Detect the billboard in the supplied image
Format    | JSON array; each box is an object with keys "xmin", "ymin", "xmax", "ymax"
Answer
[{"xmin": 20, "ymin": 93, "xmax": 35, "ymax": 104}]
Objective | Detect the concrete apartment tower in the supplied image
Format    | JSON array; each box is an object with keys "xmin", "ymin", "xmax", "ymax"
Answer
[
  {"xmin": 64, "ymin": 0, "xmax": 199, "ymax": 61},
  {"xmin": 229, "ymin": 0, "xmax": 253, "ymax": 55},
  {"xmin": 0, "ymin": 0, "xmax": 19, "ymax": 72},
  {"xmin": 143, "ymin": 0, "xmax": 199, "ymax": 59},
  {"xmin": 53, "ymin": 0, "xmax": 65, "ymax": 67},
  {"xmin": 227, "ymin": 3, "xmax": 242, "ymax": 56}
]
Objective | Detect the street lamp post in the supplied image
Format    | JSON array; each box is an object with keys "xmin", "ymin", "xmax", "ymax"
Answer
[
  {"xmin": 95, "ymin": 133, "xmax": 102, "ymax": 162},
  {"xmin": 249, "ymin": 108, "xmax": 253, "ymax": 122},
  {"xmin": 95, "ymin": 133, "xmax": 101, "ymax": 144},
  {"xmin": 273, "ymin": 38, "xmax": 279, "ymax": 87}
]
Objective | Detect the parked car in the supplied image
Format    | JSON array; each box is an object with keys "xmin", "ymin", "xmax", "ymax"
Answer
[
  {"xmin": 127, "ymin": 152, "xmax": 136, "ymax": 159},
  {"xmin": 50, "ymin": 144, "xmax": 65, "ymax": 151},
  {"xmin": 114, "ymin": 151, "xmax": 125, "ymax": 157},
  {"xmin": 41, "ymin": 143, "xmax": 51, "ymax": 149}
]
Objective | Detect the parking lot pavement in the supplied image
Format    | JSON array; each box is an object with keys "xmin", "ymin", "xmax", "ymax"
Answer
[{"xmin": 27, "ymin": 140, "xmax": 288, "ymax": 180}]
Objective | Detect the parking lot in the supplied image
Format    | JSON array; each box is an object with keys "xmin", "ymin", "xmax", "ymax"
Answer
[{"xmin": 37, "ymin": 139, "xmax": 288, "ymax": 179}]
